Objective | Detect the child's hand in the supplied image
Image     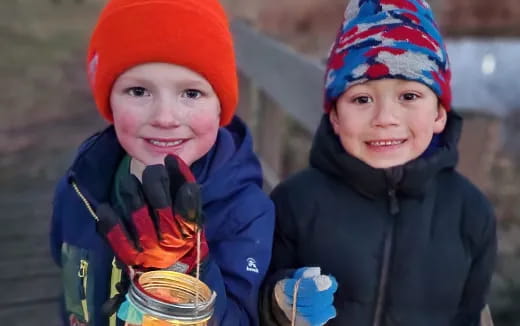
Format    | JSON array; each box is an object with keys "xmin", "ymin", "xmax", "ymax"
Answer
[
  {"xmin": 96, "ymin": 154, "xmax": 208, "ymax": 274},
  {"xmin": 274, "ymin": 267, "xmax": 338, "ymax": 326}
]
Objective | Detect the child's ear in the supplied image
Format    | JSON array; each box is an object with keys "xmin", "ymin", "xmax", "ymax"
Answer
[
  {"xmin": 433, "ymin": 104, "xmax": 448, "ymax": 133},
  {"xmin": 329, "ymin": 107, "xmax": 340, "ymax": 135}
]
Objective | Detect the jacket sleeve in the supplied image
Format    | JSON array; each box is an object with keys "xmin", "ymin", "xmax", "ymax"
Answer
[
  {"xmin": 49, "ymin": 176, "xmax": 70, "ymax": 324},
  {"xmin": 49, "ymin": 176, "xmax": 67, "ymax": 267},
  {"xmin": 202, "ymin": 185, "xmax": 275, "ymax": 326},
  {"xmin": 259, "ymin": 183, "xmax": 301, "ymax": 326},
  {"xmin": 452, "ymin": 197, "xmax": 498, "ymax": 326}
]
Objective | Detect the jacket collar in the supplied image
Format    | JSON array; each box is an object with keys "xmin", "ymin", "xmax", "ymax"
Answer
[{"xmin": 67, "ymin": 126, "xmax": 125, "ymax": 205}]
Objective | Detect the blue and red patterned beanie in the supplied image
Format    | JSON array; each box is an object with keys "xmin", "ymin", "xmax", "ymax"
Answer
[{"xmin": 324, "ymin": 0, "xmax": 451, "ymax": 112}]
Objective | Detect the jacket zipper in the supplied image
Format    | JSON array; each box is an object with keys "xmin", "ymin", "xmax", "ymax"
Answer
[
  {"xmin": 78, "ymin": 259, "xmax": 90, "ymax": 323},
  {"xmin": 71, "ymin": 181, "xmax": 96, "ymax": 324},
  {"xmin": 71, "ymin": 181, "xmax": 100, "ymax": 222},
  {"xmin": 71, "ymin": 180, "xmax": 122, "ymax": 326},
  {"xmin": 372, "ymin": 188, "xmax": 400, "ymax": 326}
]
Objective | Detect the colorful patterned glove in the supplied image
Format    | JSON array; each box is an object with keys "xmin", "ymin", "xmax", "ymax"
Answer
[
  {"xmin": 274, "ymin": 267, "xmax": 338, "ymax": 326},
  {"xmin": 96, "ymin": 154, "xmax": 209, "ymax": 274}
]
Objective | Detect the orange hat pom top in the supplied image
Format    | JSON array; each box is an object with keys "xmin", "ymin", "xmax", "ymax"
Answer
[{"xmin": 87, "ymin": 0, "xmax": 238, "ymax": 126}]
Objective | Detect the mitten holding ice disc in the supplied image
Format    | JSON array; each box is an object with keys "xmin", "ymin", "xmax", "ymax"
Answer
[{"xmin": 274, "ymin": 267, "xmax": 338, "ymax": 326}]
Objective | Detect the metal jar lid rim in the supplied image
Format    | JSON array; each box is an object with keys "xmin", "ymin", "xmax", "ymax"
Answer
[{"xmin": 127, "ymin": 275, "xmax": 217, "ymax": 321}]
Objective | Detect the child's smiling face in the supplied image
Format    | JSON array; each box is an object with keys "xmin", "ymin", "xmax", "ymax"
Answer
[
  {"xmin": 330, "ymin": 79, "xmax": 447, "ymax": 169},
  {"xmin": 110, "ymin": 62, "xmax": 220, "ymax": 170}
]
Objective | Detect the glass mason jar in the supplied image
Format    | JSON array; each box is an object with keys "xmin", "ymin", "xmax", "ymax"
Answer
[{"xmin": 127, "ymin": 270, "xmax": 217, "ymax": 326}]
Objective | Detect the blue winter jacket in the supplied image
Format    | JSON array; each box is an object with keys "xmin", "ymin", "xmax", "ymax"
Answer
[{"xmin": 50, "ymin": 117, "xmax": 275, "ymax": 326}]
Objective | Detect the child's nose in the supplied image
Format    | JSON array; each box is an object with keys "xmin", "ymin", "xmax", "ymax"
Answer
[
  {"xmin": 371, "ymin": 101, "xmax": 399, "ymax": 127},
  {"xmin": 149, "ymin": 97, "xmax": 181, "ymax": 128}
]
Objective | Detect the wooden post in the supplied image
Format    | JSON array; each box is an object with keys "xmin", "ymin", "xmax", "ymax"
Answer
[
  {"xmin": 457, "ymin": 113, "xmax": 502, "ymax": 192},
  {"xmin": 236, "ymin": 73, "xmax": 282, "ymax": 190},
  {"xmin": 255, "ymin": 92, "xmax": 285, "ymax": 190},
  {"xmin": 236, "ymin": 72, "xmax": 260, "ymax": 132},
  {"xmin": 236, "ymin": 72, "xmax": 262, "ymax": 162}
]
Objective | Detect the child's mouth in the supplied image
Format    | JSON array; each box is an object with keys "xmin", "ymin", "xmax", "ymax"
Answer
[
  {"xmin": 365, "ymin": 139, "xmax": 407, "ymax": 152},
  {"xmin": 366, "ymin": 139, "xmax": 406, "ymax": 147},
  {"xmin": 147, "ymin": 139, "xmax": 184, "ymax": 147},
  {"xmin": 145, "ymin": 138, "xmax": 188, "ymax": 151}
]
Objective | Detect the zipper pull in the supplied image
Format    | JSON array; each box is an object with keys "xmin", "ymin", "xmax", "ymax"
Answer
[
  {"xmin": 388, "ymin": 189, "xmax": 399, "ymax": 215},
  {"xmin": 78, "ymin": 259, "xmax": 88, "ymax": 278},
  {"xmin": 384, "ymin": 167, "xmax": 402, "ymax": 216},
  {"xmin": 78, "ymin": 259, "xmax": 90, "ymax": 322}
]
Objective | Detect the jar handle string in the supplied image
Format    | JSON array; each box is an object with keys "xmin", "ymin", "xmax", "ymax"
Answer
[
  {"xmin": 194, "ymin": 228, "xmax": 202, "ymax": 315},
  {"xmin": 291, "ymin": 279, "xmax": 302, "ymax": 326}
]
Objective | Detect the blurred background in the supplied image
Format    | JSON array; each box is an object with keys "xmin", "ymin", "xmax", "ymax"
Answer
[{"xmin": 0, "ymin": 0, "xmax": 519, "ymax": 324}]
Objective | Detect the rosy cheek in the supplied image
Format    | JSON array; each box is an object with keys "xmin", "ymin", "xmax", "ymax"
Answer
[
  {"xmin": 119, "ymin": 119, "xmax": 134, "ymax": 135},
  {"xmin": 189, "ymin": 113, "xmax": 219, "ymax": 134},
  {"xmin": 114, "ymin": 115, "xmax": 142, "ymax": 153},
  {"xmin": 114, "ymin": 112, "xmax": 139, "ymax": 134}
]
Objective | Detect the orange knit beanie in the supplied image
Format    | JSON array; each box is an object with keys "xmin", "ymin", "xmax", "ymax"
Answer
[{"xmin": 87, "ymin": 0, "xmax": 238, "ymax": 126}]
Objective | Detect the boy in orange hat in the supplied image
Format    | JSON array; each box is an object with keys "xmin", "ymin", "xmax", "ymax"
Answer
[{"xmin": 50, "ymin": 0, "xmax": 275, "ymax": 325}]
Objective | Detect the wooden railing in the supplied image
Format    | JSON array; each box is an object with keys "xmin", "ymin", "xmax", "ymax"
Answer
[
  {"xmin": 232, "ymin": 19, "xmax": 520, "ymax": 191},
  {"xmin": 230, "ymin": 19, "xmax": 520, "ymax": 326}
]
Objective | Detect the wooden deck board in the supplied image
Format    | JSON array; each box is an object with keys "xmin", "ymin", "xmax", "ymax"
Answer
[
  {"xmin": 0, "ymin": 256, "xmax": 60, "ymax": 280},
  {"xmin": 0, "ymin": 179, "xmax": 62, "ymax": 323},
  {"xmin": 0, "ymin": 275, "xmax": 61, "ymax": 306},
  {"xmin": 0, "ymin": 300, "xmax": 61, "ymax": 326}
]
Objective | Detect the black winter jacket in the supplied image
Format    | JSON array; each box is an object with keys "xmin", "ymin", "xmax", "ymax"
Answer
[{"xmin": 260, "ymin": 112, "xmax": 496, "ymax": 326}]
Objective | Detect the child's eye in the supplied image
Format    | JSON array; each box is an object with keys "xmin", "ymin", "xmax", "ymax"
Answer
[
  {"xmin": 353, "ymin": 96, "xmax": 372, "ymax": 104},
  {"xmin": 126, "ymin": 87, "xmax": 150, "ymax": 97},
  {"xmin": 401, "ymin": 93, "xmax": 419, "ymax": 101},
  {"xmin": 182, "ymin": 89, "xmax": 203, "ymax": 99}
]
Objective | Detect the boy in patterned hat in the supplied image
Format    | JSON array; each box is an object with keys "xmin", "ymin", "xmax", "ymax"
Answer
[
  {"xmin": 49, "ymin": 0, "xmax": 275, "ymax": 325},
  {"xmin": 260, "ymin": 0, "xmax": 496, "ymax": 325}
]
